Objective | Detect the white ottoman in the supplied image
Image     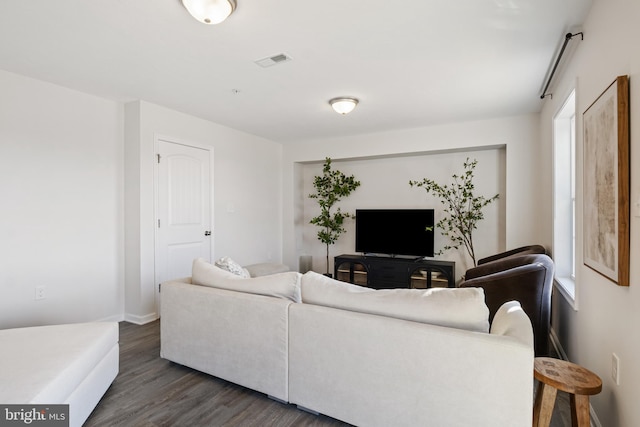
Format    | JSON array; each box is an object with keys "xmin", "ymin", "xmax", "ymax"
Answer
[{"xmin": 0, "ymin": 322, "xmax": 119, "ymax": 427}]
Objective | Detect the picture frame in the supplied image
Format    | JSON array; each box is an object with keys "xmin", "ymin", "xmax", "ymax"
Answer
[{"xmin": 582, "ymin": 75, "xmax": 630, "ymax": 286}]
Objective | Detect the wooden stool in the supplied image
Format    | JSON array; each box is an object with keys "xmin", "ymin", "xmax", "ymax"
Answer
[{"xmin": 533, "ymin": 357, "xmax": 602, "ymax": 427}]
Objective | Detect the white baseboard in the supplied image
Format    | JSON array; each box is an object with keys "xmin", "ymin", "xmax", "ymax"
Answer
[
  {"xmin": 96, "ymin": 313, "xmax": 125, "ymax": 323},
  {"xmin": 549, "ymin": 328, "xmax": 569, "ymax": 360},
  {"xmin": 548, "ymin": 329, "xmax": 603, "ymax": 427},
  {"xmin": 124, "ymin": 312, "xmax": 158, "ymax": 325},
  {"xmin": 590, "ymin": 407, "xmax": 603, "ymax": 427}
]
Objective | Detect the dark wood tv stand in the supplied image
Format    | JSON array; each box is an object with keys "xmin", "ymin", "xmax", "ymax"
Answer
[{"xmin": 334, "ymin": 254, "xmax": 456, "ymax": 289}]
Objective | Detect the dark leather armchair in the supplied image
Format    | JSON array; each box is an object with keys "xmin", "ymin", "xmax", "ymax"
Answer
[
  {"xmin": 460, "ymin": 252, "xmax": 554, "ymax": 356},
  {"xmin": 476, "ymin": 244, "xmax": 546, "ymax": 265}
]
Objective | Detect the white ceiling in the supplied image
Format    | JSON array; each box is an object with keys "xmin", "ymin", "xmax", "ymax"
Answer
[{"xmin": 0, "ymin": 0, "xmax": 593, "ymax": 143}]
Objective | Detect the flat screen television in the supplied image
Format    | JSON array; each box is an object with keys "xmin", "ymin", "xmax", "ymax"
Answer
[{"xmin": 355, "ymin": 209, "xmax": 435, "ymax": 257}]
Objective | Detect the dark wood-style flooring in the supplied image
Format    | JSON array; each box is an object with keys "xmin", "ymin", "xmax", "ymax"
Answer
[{"xmin": 85, "ymin": 321, "xmax": 571, "ymax": 426}]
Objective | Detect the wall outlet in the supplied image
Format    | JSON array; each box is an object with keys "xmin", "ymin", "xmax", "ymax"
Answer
[
  {"xmin": 35, "ymin": 285, "xmax": 46, "ymax": 300},
  {"xmin": 612, "ymin": 353, "xmax": 620, "ymax": 385}
]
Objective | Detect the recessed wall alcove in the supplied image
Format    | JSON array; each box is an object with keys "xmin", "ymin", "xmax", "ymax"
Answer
[{"xmin": 293, "ymin": 147, "xmax": 507, "ymax": 278}]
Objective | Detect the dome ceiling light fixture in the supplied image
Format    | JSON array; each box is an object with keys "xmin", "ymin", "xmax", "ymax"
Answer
[
  {"xmin": 329, "ymin": 97, "xmax": 359, "ymax": 115},
  {"xmin": 182, "ymin": 0, "xmax": 237, "ymax": 25}
]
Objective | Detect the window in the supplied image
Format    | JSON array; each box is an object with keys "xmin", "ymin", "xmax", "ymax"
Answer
[
  {"xmin": 553, "ymin": 89, "xmax": 577, "ymax": 306},
  {"xmin": 570, "ymin": 113, "xmax": 576, "ymax": 278}
]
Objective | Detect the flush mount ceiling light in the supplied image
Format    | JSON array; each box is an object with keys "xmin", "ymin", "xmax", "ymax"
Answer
[
  {"xmin": 182, "ymin": 0, "xmax": 236, "ymax": 25},
  {"xmin": 329, "ymin": 97, "xmax": 359, "ymax": 115}
]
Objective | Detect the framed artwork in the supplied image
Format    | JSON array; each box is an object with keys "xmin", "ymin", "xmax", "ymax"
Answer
[{"xmin": 583, "ymin": 75, "xmax": 630, "ymax": 286}]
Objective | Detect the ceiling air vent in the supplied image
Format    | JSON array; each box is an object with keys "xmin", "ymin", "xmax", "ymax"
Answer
[{"xmin": 254, "ymin": 53, "xmax": 292, "ymax": 68}]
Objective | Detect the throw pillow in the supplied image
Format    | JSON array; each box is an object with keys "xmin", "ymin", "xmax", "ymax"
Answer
[
  {"xmin": 214, "ymin": 256, "xmax": 250, "ymax": 278},
  {"xmin": 301, "ymin": 271, "xmax": 489, "ymax": 333},
  {"xmin": 193, "ymin": 258, "xmax": 301, "ymax": 302}
]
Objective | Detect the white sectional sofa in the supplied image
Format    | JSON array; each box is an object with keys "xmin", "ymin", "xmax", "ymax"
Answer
[
  {"xmin": 161, "ymin": 279, "xmax": 295, "ymax": 401},
  {"xmin": 161, "ymin": 258, "xmax": 534, "ymax": 427},
  {"xmin": 0, "ymin": 322, "xmax": 119, "ymax": 427}
]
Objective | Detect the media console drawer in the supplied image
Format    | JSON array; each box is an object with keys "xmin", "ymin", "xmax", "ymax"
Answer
[
  {"xmin": 334, "ymin": 255, "xmax": 455, "ymax": 289},
  {"xmin": 369, "ymin": 263, "xmax": 407, "ymax": 273}
]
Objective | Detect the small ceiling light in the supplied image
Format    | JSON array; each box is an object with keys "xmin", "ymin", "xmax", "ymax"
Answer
[
  {"xmin": 329, "ymin": 97, "xmax": 359, "ymax": 115},
  {"xmin": 182, "ymin": 0, "xmax": 236, "ymax": 25}
]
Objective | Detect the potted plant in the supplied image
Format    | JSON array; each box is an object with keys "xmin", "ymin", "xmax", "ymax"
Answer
[
  {"xmin": 409, "ymin": 158, "xmax": 498, "ymax": 267},
  {"xmin": 309, "ymin": 158, "xmax": 361, "ymax": 276}
]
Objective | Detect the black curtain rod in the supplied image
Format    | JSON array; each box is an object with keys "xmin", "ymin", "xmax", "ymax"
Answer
[{"xmin": 540, "ymin": 32, "xmax": 584, "ymax": 99}]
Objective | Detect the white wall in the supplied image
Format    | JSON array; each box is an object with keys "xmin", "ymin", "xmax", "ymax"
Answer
[
  {"xmin": 0, "ymin": 70, "xmax": 124, "ymax": 328},
  {"xmin": 124, "ymin": 101, "xmax": 283, "ymax": 322},
  {"xmin": 0, "ymin": 73, "xmax": 284, "ymax": 328},
  {"xmin": 283, "ymin": 114, "xmax": 542, "ymax": 274},
  {"xmin": 299, "ymin": 149, "xmax": 505, "ymax": 277},
  {"xmin": 539, "ymin": 0, "xmax": 640, "ymax": 425}
]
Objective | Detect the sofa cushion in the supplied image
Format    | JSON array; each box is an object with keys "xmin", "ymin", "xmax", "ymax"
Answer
[
  {"xmin": 301, "ymin": 271, "xmax": 489, "ymax": 332},
  {"xmin": 193, "ymin": 258, "xmax": 301, "ymax": 302},
  {"xmin": 244, "ymin": 262, "xmax": 290, "ymax": 277}
]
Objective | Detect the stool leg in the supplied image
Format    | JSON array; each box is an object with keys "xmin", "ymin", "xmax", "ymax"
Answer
[
  {"xmin": 533, "ymin": 382, "xmax": 557, "ymax": 427},
  {"xmin": 570, "ymin": 394, "xmax": 591, "ymax": 427}
]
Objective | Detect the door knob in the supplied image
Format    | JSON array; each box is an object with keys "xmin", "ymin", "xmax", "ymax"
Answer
[{"xmin": 204, "ymin": 230, "xmax": 211, "ymax": 236}]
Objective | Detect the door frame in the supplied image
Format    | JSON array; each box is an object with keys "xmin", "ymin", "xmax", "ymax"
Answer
[{"xmin": 153, "ymin": 134, "xmax": 215, "ymax": 314}]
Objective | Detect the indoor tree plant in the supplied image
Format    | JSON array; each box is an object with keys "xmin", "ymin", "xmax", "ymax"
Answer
[
  {"xmin": 309, "ymin": 157, "xmax": 361, "ymax": 276},
  {"xmin": 409, "ymin": 158, "xmax": 498, "ymax": 267}
]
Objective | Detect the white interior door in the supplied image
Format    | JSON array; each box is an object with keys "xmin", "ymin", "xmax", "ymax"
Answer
[{"xmin": 155, "ymin": 139, "xmax": 212, "ymax": 312}]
